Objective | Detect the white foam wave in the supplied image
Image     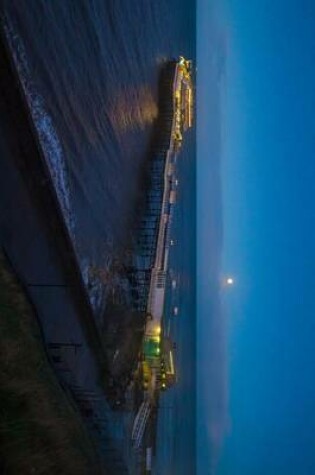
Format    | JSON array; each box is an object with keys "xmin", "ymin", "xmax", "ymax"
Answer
[{"xmin": 3, "ymin": 17, "xmax": 75, "ymax": 236}]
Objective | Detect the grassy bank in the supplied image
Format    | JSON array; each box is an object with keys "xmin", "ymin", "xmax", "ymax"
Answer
[{"xmin": 0, "ymin": 251, "xmax": 103, "ymax": 475}]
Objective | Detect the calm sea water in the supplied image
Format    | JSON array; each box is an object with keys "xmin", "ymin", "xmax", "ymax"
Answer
[{"xmin": 2, "ymin": 1, "xmax": 196, "ymax": 473}]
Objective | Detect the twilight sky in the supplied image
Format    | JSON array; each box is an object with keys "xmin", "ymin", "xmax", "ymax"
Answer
[{"xmin": 197, "ymin": 1, "xmax": 315, "ymax": 474}]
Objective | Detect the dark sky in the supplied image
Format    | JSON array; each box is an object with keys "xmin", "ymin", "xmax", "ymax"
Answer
[{"xmin": 198, "ymin": 1, "xmax": 315, "ymax": 474}]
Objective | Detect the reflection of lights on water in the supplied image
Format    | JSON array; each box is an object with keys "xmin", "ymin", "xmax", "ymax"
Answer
[
  {"xmin": 170, "ymin": 239, "xmax": 174, "ymax": 246},
  {"xmin": 172, "ymin": 279, "xmax": 177, "ymax": 289},
  {"xmin": 173, "ymin": 307, "xmax": 179, "ymax": 316},
  {"xmin": 109, "ymin": 85, "xmax": 158, "ymax": 132}
]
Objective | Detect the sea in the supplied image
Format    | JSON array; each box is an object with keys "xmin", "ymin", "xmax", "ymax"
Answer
[{"xmin": 0, "ymin": 1, "xmax": 196, "ymax": 473}]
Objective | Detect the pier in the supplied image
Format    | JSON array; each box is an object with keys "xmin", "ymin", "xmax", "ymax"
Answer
[
  {"xmin": 130, "ymin": 57, "xmax": 193, "ymax": 458},
  {"xmin": 144, "ymin": 57, "xmax": 193, "ymax": 374}
]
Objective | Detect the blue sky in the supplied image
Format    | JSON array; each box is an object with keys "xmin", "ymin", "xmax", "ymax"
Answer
[{"xmin": 198, "ymin": 1, "xmax": 315, "ymax": 474}]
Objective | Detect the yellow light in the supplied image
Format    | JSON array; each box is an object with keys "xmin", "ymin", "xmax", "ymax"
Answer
[
  {"xmin": 156, "ymin": 326, "xmax": 161, "ymax": 335},
  {"xmin": 169, "ymin": 351, "xmax": 175, "ymax": 375}
]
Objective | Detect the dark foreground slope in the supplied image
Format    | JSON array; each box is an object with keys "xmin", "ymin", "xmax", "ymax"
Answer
[{"xmin": 0, "ymin": 251, "xmax": 103, "ymax": 475}]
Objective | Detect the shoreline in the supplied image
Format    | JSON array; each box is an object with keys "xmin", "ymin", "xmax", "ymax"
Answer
[{"xmin": 0, "ymin": 18, "xmax": 110, "ymax": 381}]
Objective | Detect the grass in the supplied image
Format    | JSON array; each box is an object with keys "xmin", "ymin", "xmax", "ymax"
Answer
[{"xmin": 0, "ymin": 251, "xmax": 104, "ymax": 475}]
